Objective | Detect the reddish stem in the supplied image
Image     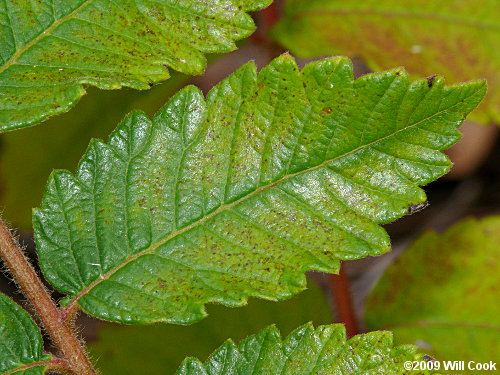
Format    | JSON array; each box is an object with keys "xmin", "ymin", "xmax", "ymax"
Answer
[
  {"xmin": 0, "ymin": 220, "xmax": 97, "ymax": 375},
  {"xmin": 330, "ymin": 264, "xmax": 358, "ymax": 337},
  {"xmin": 250, "ymin": 2, "xmax": 280, "ymax": 44},
  {"xmin": 4, "ymin": 357, "xmax": 70, "ymax": 375},
  {"xmin": 261, "ymin": 2, "xmax": 280, "ymax": 30}
]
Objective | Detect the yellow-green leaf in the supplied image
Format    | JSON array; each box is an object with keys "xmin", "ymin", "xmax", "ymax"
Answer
[
  {"xmin": 34, "ymin": 55, "xmax": 485, "ymax": 324},
  {"xmin": 366, "ymin": 216, "xmax": 500, "ymax": 371},
  {"xmin": 272, "ymin": 0, "xmax": 499, "ymax": 124}
]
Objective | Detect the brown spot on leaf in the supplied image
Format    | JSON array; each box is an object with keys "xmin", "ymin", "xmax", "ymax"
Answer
[{"xmin": 322, "ymin": 106, "xmax": 332, "ymax": 115}]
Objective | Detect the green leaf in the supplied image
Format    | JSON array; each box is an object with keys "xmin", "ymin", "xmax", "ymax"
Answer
[
  {"xmin": 366, "ymin": 216, "xmax": 500, "ymax": 371},
  {"xmin": 89, "ymin": 279, "xmax": 332, "ymax": 375},
  {"xmin": 272, "ymin": 0, "xmax": 499, "ymax": 124},
  {"xmin": 0, "ymin": 0, "xmax": 270, "ymax": 132},
  {"xmin": 33, "ymin": 55, "xmax": 485, "ymax": 324},
  {"xmin": 0, "ymin": 294, "xmax": 51, "ymax": 375},
  {"xmin": 176, "ymin": 323, "xmax": 438, "ymax": 374}
]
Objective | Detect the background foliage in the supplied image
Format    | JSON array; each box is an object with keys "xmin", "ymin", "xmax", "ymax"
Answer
[
  {"xmin": 272, "ymin": 0, "xmax": 500, "ymax": 124},
  {"xmin": 366, "ymin": 216, "xmax": 500, "ymax": 373}
]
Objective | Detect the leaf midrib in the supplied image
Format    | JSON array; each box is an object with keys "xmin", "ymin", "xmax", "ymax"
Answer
[
  {"xmin": 66, "ymin": 83, "xmax": 483, "ymax": 310},
  {"xmin": 2, "ymin": 358, "xmax": 53, "ymax": 375},
  {"xmin": 292, "ymin": 8, "xmax": 500, "ymax": 31},
  {"xmin": 0, "ymin": 0, "xmax": 93, "ymax": 75}
]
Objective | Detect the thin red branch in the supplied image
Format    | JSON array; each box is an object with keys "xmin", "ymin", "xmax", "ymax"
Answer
[
  {"xmin": 330, "ymin": 263, "xmax": 359, "ymax": 337},
  {"xmin": 250, "ymin": 2, "xmax": 281, "ymax": 44},
  {"xmin": 261, "ymin": 2, "xmax": 280, "ymax": 30},
  {"xmin": 0, "ymin": 220, "xmax": 97, "ymax": 375}
]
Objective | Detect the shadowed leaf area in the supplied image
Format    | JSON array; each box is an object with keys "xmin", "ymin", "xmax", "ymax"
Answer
[
  {"xmin": 0, "ymin": 294, "xmax": 51, "ymax": 375},
  {"xmin": 272, "ymin": 0, "xmax": 499, "ymax": 124},
  {"xmin": 176, "ymin": 323, "xmax": 439, "ymax": 374},
  {"xmin": 33, "ymin": 55, "xmax": 485, "ymax": 324},
  {"xmin": 0, "ymin": 0, "xmax": 270, "ymax": 131},
  {"xmin": 89, "ymin": 280, "xmax": 332, "ymax": 375},
  {"xmin": 366, "ymin": 216, "xmax": 500, "ymax": 372}
]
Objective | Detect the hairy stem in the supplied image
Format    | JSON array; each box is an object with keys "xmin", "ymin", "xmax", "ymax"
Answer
[
  {"xmin": 330, "ymin": 264, "xmax": 358, "ymax": 337},
  {"xmin": 0, "ymin": 220, "xmax": 97, "ymax": 375}
]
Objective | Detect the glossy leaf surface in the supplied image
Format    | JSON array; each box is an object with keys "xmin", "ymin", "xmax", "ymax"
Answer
[
  {"xmin": 89, "ymin": 279, "xmax": 331, "ymax": 374},
  {"xmin": 177, "ymin": 323, "xmax": 438, "ymax": 374},
  {"xmin": 366, "ymin": 216, "xmax": 500, "ymax": 372},
  {"xmin": 272, "ymin": 0, "xmax": 499, "ymax": 124},
  {"xmin": 34, "ymin": 55, "xmax": 485, "ymax": 324},
  {"xmin": 0, "ymin": 0, "xmax": 270, "ymax": 131},
  {"xmin": 0, "ymin": 294, "xmax": 50, "ymax": 375}
]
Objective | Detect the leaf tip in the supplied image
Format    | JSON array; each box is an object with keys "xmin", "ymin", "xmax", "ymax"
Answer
[
  {"xmin": 467, "ymin": 78, "xmax": 488, "ymax": 96},
  {"xmin": 392, "ymin": 67, "xmax": 408, "ymax": 78},
  {"xmin": 443, "ymin": 78, "xmax": 488, "ymax": 115},
  {"xmin": 259, "ymin": 323, "xmax": 280, "ymax": 336},
  {"xmin": 323, "ymin": 55, "xmax": 354, "ymax": 69},
  {"xmin": 271, "ymin": 52, "xmax": 300, "ymax": 70}
]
